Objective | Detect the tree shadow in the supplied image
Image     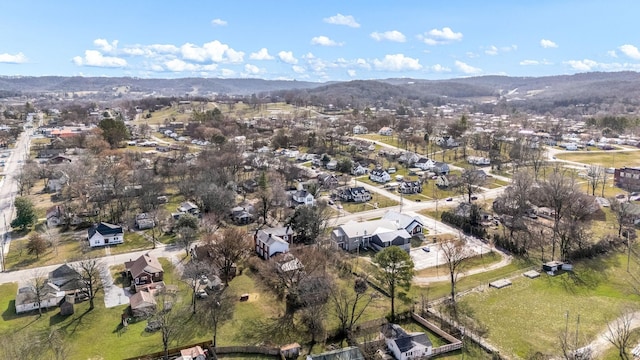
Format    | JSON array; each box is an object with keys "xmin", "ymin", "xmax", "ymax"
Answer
[{"xmin": 55, "ymin": 308, "xmax": 92, "ymax": 336}]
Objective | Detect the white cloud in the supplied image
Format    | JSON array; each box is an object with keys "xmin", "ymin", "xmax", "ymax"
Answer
[
  {"xmin": 356, "ymin": 58, "xmax": 371, "ymax": 69},
  {"xmin": 278, "ymin": 51, "xmax": 298, "ymax": 64},
  {"xmin": 250, "ymin": 48, "xmax": 274, "ymax": 60},
  {"xmin": 607, "ymin": 50, "xmax": 618, "ymax": 58},
  {"xmin": 0, "ymin": 52, "xmax": 27, "ymax": 64},
  {"xmin": 164, "ymin": 59, "xmax": 217, "ymax": 72},
  {"xmin": 211, "ymin": 18, "xmax": 227, "ymax": 26},
  {"xmin": 420, "ymin": 27, "xmax": 463, "ymax": 45},
  {"xmin": 619, "ymin": 44, "xmax": 640, "ymax": 60},
  {"xmin": 323, "ymin": 13, "xmax": 360, "ymax": 28},
  {"xmin": 180, "ymin": 41, "xmax": 244, "ymax": 63},
  {"xmin": 164, "ymin": 59, "xmax": 199, "ymax": 72},
  {"xmin": 149, "ymin": 63, "xmax": 164, "ymax": 72},
  {"xmin": 347, "ymin": 69, "xmax": 356, "ymax": 77},
  {"xmin": 93, "ymin": 39, "xmax": 118, "ymax": 53},
  {"xmin": 564, "ymin": 59, "xmax": 598, "ymax": 71},
  {"xmin": 244, "ymin": 64, "xmax": 261, "ymax": 75},
  {"xmin": 520, "ymin": 60, "xmax": 540, "ymax": 65},
  {"xmin": 220, "ymin": 69, "xmax": 235, "ymax": 77},
  {"xmin": 120, "ymin": 43, "xmax": 179, "ymax": 58},
  {"xmin": 311, "ymin": 36, "xmax": 342, "ymax": 46},
  {"xmin": 373, "ymin": 54, "xmax": 422, "ymax": 71},
  {"xmin": 292, "ymin": 65, "xmax": 306, "ymax": 74},
  {"xmin": 540, "ymin": 39, "xmax": 558, "ymax": 48},
  {"xmin": 466, "ymin": 52, "xmax": 479, "ymax": 58},
  {"xmin": 370, "ymin": 30, "xmax": 406, "ymax": 43},
  {"xmin": 73, "ymin": 50, "xmax": 127, "ymax": 68},
  {"xmin": 431, "ymin": 64, "xmax": 451, "ymax": 72},
  {"xmin": 485, "ymin": 46, "xmax": 498, "ymax": 56},
  {"xmin": 454, "ymin": 60, "xmax": 481, "ymax": 74}
]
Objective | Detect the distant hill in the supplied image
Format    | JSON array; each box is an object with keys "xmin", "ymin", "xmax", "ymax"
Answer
[
  {"xmin": 0, "ymin": 76, "xmax": 321, "ymax": 96},
  {"xmin": 2, "ymin": 73, "xmax": 640, "ymax": 114}
]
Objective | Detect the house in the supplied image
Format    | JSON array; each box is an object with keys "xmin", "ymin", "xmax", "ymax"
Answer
[
  {"xmin": 353, "ymin": 125, "xmax": 368, "ymax": 134},
  {"xmin": 290, "ymin": 190, "xmax": 315, "ymax": 207},
  {"xmin": 318, "ymin": 173, "xmax": 339, "ymax": 189},
  {"xmin": 382, "ymin": 211, "xmax": 424, "ymax": 236},
  {"xmin": 325, "ymin": 159, "xmax": 338, "ymax": 171},
  {"xmin": 306, "ymin": 346, "xmax": 365, "ymax": 360},
  {"xmin": 382, "ymin": 323, "xmax": 433, "ymax": 360},
  {"xmin": 135, "ymin": 213, "xmax": 155, "ymax": 230},
  {"xmin": 398, "ymin": 180, "xmax": 422, "ymax": 195},
  {"xmin": 614, "ymin": 167, "xmax": 640, "ymax": 191},
  {"xmin": 370, "ymin": 169, "xmax": 391, "ymax": 183},
  {"xmin": 565, "ymin": 143, "xmax": 578, "ymax": 151},
  {"xmin": 47, "ymin": 172, "xmax": 68, "ymax": 193},
  {"xmin": 46, "ymin": 205, "xmax": 66, "ymax": 227},
  {"xmin": 125, "ymin": 254, "xmax": 165, "ymax": 287},
  {"xmin": 468, "ymin": 156, "xmax": 491, "ymax": 166},
  {"xmin": 414, "ymin": 157, "xmax": 435, "ymax": 171},
  {"xmin": 177, "ymin": 201, "xmax": 200, "ymax": 215},
  {"xmin": 242, "ymin": 179, "xmax": 259, "ymax": 193},
  {"xmin": 338, "ymin": 187, "xmax": 372, "ymax": 203},
  {"xmin": 331, "ymin": 216, "xmax": 412, "ymax": 252},
  {"xmin": 351, "ymin": 163, "xmax": 369, "ymax": 176},
  {"xmin": 37, "ymin": 148, "xmax": 65, "ymax": 159},
  {"xmin": 230, "ymin": 206, "xmax": 254, "ymax": 225},
  {"xmin": 432, "ymin": 162, "xmax": 450, "ymax": 175},
  {"xmin": 378, "ymin": 127, "xmax": 394, "ymax": 136},
  {"xmin": 47, "ymin": 155, "xmax": 72, "ymax": 165},
  {"xmin": 177, "ymin": 345, "xmax": 207, "ymax": 360},
  {"xmin": 129, "ymin": 289, "xmax": 157, "ymax": 317},
  {"xmin": 15, "ymin": 283, "xmax": 66, "ymax": 314},
  {"xmin": 254, "ymin": 227, "xmax": 293, "ymax": 259},
  {"xmin": 435, "ymin": 175, "xmax": 450, "ymax": 188},
  {"xmin": 87, "ymin": 222, "xmax": 124, "ymax": 247},
  {"xmin": 49, "ymin": 264, "xmax": 84, "ymax": 293},
  {"xmin": 398, "ymin": 152, "xmax": 421, "ymax": 166}
]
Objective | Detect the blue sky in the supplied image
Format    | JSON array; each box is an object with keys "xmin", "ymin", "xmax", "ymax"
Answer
[{"xmin": 1, "ymin": 0, "xmax": 639, "ymax": 82}]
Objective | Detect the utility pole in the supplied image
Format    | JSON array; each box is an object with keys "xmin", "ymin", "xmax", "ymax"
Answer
[
  {"xmin": 1, "ymin": 214, "xmax": 6, "ymax": 272},
  {"xmin": 627, "ymin": 229, "xmax": 632, "ymax": 272}
]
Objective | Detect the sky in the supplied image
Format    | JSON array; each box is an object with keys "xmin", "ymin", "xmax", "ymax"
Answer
[{"xmin": 1, "ymin": 0, "xmax": 639, "ymax": 82}]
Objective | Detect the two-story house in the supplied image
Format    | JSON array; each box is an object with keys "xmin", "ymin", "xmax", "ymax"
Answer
[
  {"xmin": 254, "ymin": 227, "xmax": 294, "ymax": 259},
  {"xmin": 369, "ymin": 169, "xmax": 391, "ymax": 183},
  {"xmin": 290, "ymin": 190, "xmax": 315, "ymax": 207},
  {"xmin": 614, "ymin": 167, "xmax": 640, "ymax": 191},
  {"xmin": 338, "ymin": 187, "xmax": 372, "ymax": 203},
  {"xmin": 331, "ymin": 211, "xmax": 420, "ymax": 253},
  {"xmin": 378, "ymin": 127, "xmax": 394, "ymax": 136},
  {"xmin": 398, "ymin": 180, "xmax": 422, "ymax": 195},
  {"xmin": 353, "ymin": 125, "xmax": 368, "ymax": 134},
  {"xmin": 414, "ymin": 157, "xmax": 435, "ymax": 171},
  {"xmin": 432, "ymin": 162, "xmax": 450, "ymax": 175},
  {"xmin": 124, "ymin": 254, "xmax": 165, "ymax": 288}
]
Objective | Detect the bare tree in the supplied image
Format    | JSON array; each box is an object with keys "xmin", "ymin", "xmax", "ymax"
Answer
[
  {"xmin": 26, "ymin": 232, "xmax": 48, "ymax": 259},
  {"xmin": 586, "ymin": 165, "xmax": 605, "ymax": 196},
  {"xmin": 29, "ymin": 270, "xmax": 48, "ymax": 316},
  {"xmin": 540, "ymin": 168, "xmax": 576, "ymax": 261},
  {"xmin": 204, "ymin": 227, "xmax": 250, "ymax": 286},
  {"xmin": 181, "ymin": 260, "xmax": 215, "ymax": 314},
  {"xmin": 147, "ymin": 290, "xmax": 189, "ymax": 360},
  {"xmin": 44, "ymin": 328, "xmax": 70, "ymax": 360},
  {"xmin": 456, "ymin": 167, "xmax": 486, "ymax": 203},
  {"xmin": 330, "ymin": 276, "xmax": 375, "ymax": 337},
  {"xmin": 203, "ymin": 288, "xmax": 236, "ymax": 347},
  {"xmin": 609, "ymin": 197, "xmax": 633, "ymax": 238},
  {"xmin": 75, "ymin": 257, "xmax": 108, "ymax": 310},
  {"xmin": 604, "ymin": 309, "xmax": 635, "ymax": 360},
  {"xmin": 43, "ymin": 224, "xmax": 60, "ymax": 256},
  {"xmin": 440, "ymin": 237, "xmax": 473, "ymax": 304},
  {"xmin": 176, "ymin": 226, "xmax": 197, "ymax": 256}
]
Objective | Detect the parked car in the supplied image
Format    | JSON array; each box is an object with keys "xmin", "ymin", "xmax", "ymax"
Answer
[
  {"xmin": 446, "ymin": 197, "xmax": 453, "ymax": 201},
  {"xmin": 471, "ymin": 196, "xmax": 478, "ymax": 200},
  {"xmin": 196, "ymin": 289, "xmax": 208, "ymax": 299},
  {"xmin": 328, "ymin": 200, "xmax": 334, "ymax": 205},
  {"xmin": 422, "ymin": 247, "xmax": 430, "ymax": 252}
]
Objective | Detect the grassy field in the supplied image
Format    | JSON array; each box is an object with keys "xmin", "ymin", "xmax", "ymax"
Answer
[
  {"xmin": 457, "ymin": 250, "xmax": 640, "ymax": 359},
  {"xmin": 340, "ymin": 193, "xmax": 399, "ymax": 213},
  {"xmin": 555, "ymin": 149, "xmax": 640, "ymax": 168}
]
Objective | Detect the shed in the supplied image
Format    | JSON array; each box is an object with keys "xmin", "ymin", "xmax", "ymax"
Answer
[
  {"xmin": 60, "ymin": 294, "xmax": 75, "ymax": 316},
  {"xmin": 542, "ymin": 261, "xmax": 564, "ymax": 275}
]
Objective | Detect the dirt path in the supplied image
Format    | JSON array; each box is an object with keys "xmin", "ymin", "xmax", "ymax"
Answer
[
  {"xmin": 579, "ymin": 311, "xmax": 640, "ymax": 358},
  {"xmin": 413, "ymin": 250, "xmax": 513, "ymax": 285}
]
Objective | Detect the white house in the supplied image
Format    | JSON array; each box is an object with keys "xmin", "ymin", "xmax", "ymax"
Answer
[
  {"xmin": 383, "ymin": 324, "xmax": 433, "ymax": 360},
  {"xmin": 432, "ymin": 162, "xmax": 450, "ymax": 175},
  {"xmin": 353, "ymin": 125, "xmax": 368, "ymax": 134},
  {"xmin": 326, "ymin": 159, "xmax": 338, "ymax": 170},
  {"xmin": 254, "ymin": 227, "xmax": 293, "ymax": 259},
  {"xmin": 378, "ymin": 127, "xmax": 393, "ymax": 136},
  {"xmin": 369, "ymin": 169, "xmax": 391, "ymax": 183},
  {"xmin": 338, "ymin": 187, "xmax": 372, "ymax": 203},
  {"xmin": 331, "ymin": 212, "xmax": 416, "ymax": 253},
  {"xmin": 290, "ymin": 190, "xmax": 315, "ymax": 207},
  {"xmin": 467, "ymin": 156, "xmax": 491, "ymax": 166},
  {"xmin": 436, "ymin": 175, "xmax": 450, "ymax": 188},
  {"xmin": 564, "ymin": 142, "xmax": 578, "ymax": 151},
  {"xmin": 87, "ymin": 222, "xmax": 124, "ymax": 247},
  {"xmin": 15, "ymin": 283, "xmax": 65, "ymax": 314},
  {"xmin": 382, "ymin": 211, "xmax": 424, "ymax": 236},
  {"xmin": 414, "ymin": 158, "xmax": 435, "ymax": 171},
  {"xmin": 351, "ymin": 163, "xmax": 369, "ymax": 176}
]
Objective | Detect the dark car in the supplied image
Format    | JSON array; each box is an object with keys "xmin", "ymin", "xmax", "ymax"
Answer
[
  {"xmin": 471, "ymin": 196, "xmax": 478, "ymax": 200},
  {"xmin": 422, "ymin": 247, "xmax": 430, "ymax": 252}
]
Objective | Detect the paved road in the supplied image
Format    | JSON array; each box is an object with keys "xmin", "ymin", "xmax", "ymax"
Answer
[{"xmin": 0, "ymin": 122, "xmax": 35, "ymax": 264}]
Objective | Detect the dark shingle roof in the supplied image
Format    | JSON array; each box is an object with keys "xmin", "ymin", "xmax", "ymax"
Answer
[{"xmin": 88, "ymin": 222, "xmax": 123, "ymax": 239}]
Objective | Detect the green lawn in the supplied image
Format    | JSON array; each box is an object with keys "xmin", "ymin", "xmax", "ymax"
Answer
[
  {"xmin": 457, "ymin": 251, "xmax": 640, "ymax": 359},
  {"xmin": 4, "ymin": 229, "xmax": 85, "ymax": 270},
  {"xmin": 414, "ymin": 251, "xmax": 502, "ymax": 277},
  {"xmin": 340, "ymin": 193, "xmax": 399, "ymax": 213},
  {"xmin": 556, "ymin": 150, "xmax": 640, "ymax": 168}
]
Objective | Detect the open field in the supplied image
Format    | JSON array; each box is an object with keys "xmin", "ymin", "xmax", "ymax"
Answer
[
  {"xmin": 339, "ymin": 193, "xmax": 399, "ymax": 213},
  {"xmin": 457, "ymin": 250, "xmax": 640, "ymax": 359},
  {"xmin": 414, "ymin": 251, "xmax": 502, "ymax": 277},
  {"xmin": 555, "ymin": 150, "xmax": 640, "ymax": 168}
]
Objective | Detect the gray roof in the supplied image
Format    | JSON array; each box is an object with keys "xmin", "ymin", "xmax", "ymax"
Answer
[
  {"xmin": 382, "ymin": 211, "xmax": 423, "ymax": 230},
  {"xmin": 307, "ymin": 346, "xmax": 365, "ymax": 360},
  {"xmin": 335, "ymin": 219, "xmax": 399, "ymax": 239},
  {"xmin": 88, "ymin": 222, "xmax": 123, "ymax": 239}
]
